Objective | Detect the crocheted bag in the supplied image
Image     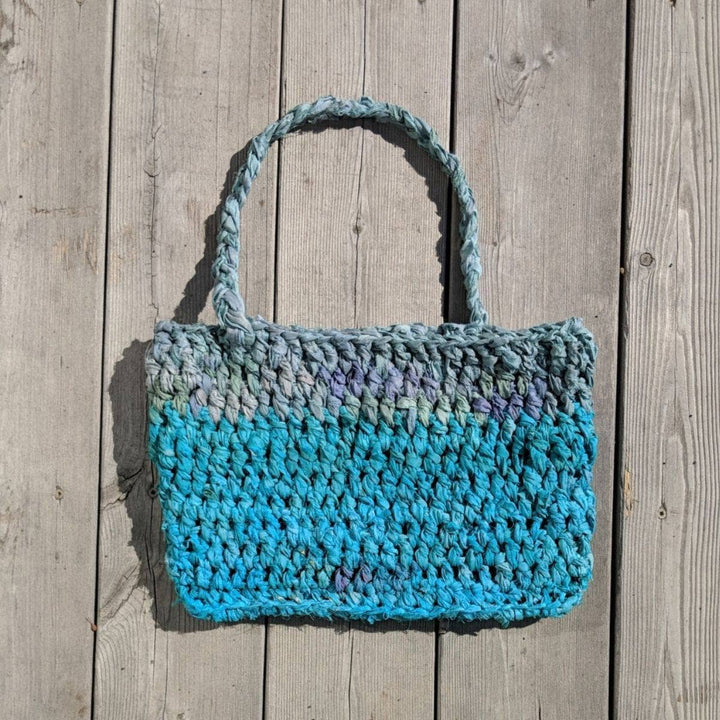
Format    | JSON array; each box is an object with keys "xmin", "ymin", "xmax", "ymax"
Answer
[{"xmin": 146, "ymin": 96, "xmax": 597, "ymax": 625}]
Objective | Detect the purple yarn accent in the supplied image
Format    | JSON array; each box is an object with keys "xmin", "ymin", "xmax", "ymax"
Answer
[
  {"xmin": 304, "ymin": 359, "xmax": 553, "ymax": 424},
  {"xmin": 316, "ymin": 365, "xmax": 333, "ymax": 388},
  {"xmin": 188, "ymin": 375, "xmax": 214, "ymax": 417},
  {"xmin": 490, "ymin": 391, "xmax": 508, "ymax": 421},
  {"xmin": 525, "ymin": 377, "xmax": 548, "ymax": 420},
  {"xmin": 525, "ymin": 385, "xmax": 542, "ymax": 420},
  {"xmin": 334, "ymin": 567, "xmax": 352, "ymax": 593},
  {"xmin": 384, "ymin": 366, "xmax": 404, "ymax": 401},
  {"xmin": 365, "ymin": 367, "xmax": 382, "ymax": 395},
  {"xmin": 404, "ymin": 366, "xmax": 421, "ymax": 397},
  {"xmin": 472, "ymin": 395, "xmax": 492, "ymax": 414},
  {"xmin": 422, "ymin": 376, "xmax": 439, "ymax": 403},
  {"xmin": 507, "ymin": 392, "xmax": 524, "ymax": 421},
  {"xmin": 330, "ymin": 368, "xmax": 347, "ymax": 399},
  {"xmin": 359, "ymin": 564, "xmax": 373, "ymax": 583},
  {"xmin": 347, "ymin": 361, "xmax": 365, "ymax": 397},
  {"xmin": 533, "ymin": 377, "xmax": 548, "ymax": 397}
]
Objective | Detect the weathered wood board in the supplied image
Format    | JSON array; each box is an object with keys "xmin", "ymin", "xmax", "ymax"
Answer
[
  {"xmin": 265, "ymin": 1, "xmax": 453, "ymax": 718},
  {"xmin": 439, "ymin": 1, "xmax": 625, "ymax": 718},
  {"xmin": 8, "ymin": 0, "xmax": 720, "ymax": 717},
  {"xmin": 614, "ymin": 1, "xmax": 720, "ymax": 717},
  {"xmin": 0, "ymin": 0, "xmax": 112, "ymax": 718},
  {"xmin": 93, "ymin": 1, "xmax": 281, "ymax": 718}
]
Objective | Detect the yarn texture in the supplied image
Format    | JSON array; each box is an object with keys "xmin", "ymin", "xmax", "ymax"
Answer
[{"xmin": 146, "ymin": 96, "xmax": 598, "ymax": 626}]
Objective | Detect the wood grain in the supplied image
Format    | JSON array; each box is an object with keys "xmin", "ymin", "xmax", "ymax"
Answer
[
  {"xmin": 7, "ymin": 0, "xmax": 719, "ymax": 715},
  {"xmin": 93, "ymin": 1, "xmax": 281, "ymax": 717},
  {"xmin": 0, "ymin": 0, "xmax": 112, "ymax": 717},
  {"xmin": 439, "ymin": 1, "xmax": 625, "ymax": 718},
  {"xmin": 266, "ymin": 1, "xmax": 452, "ymax": 718},
  {"xmin": 614, "ymin": 1, "xmax": 720, "ymax": 717}
]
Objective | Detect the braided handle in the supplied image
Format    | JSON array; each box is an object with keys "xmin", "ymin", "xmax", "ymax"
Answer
[{"xmin": 212, "ymin": 95, "xmax": 487, "ymax": 330}]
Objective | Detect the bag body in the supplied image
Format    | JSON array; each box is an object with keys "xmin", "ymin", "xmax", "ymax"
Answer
[{"xmin": 146, "ymin": 96, "xmax": 597, "ymax": 625}]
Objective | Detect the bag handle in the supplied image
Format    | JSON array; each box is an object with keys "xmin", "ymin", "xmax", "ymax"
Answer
[{"xmin": 212, "ymin": 95, "xmax": 487, "ymax": 330}]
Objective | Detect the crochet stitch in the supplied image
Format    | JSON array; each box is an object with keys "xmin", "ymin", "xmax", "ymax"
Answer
[{"xmin": 146, "ymin": 96, "xmax": 598, "ymax": 626}]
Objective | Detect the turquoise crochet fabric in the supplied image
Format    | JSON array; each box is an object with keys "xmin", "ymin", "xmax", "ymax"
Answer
[{"xmin": 146, "ymin": 96, "xmax": 598, "ymax": 625}]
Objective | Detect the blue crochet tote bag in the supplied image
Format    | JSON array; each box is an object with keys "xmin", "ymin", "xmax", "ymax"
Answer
[{"xmin": 146, "ymin": 96, "xmax": 598, "ymax": 625}]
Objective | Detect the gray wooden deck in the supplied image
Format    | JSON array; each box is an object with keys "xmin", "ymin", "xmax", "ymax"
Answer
[{"xmin": 1, "ymin": 0, "xmax": 718, "ymax": 718}]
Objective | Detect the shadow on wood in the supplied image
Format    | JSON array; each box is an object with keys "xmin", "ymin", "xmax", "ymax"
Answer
[{"xmin": 107, "ymin": 119, "xmax": 470, "ymax": 632}]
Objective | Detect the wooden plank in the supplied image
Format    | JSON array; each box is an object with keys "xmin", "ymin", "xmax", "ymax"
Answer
[
  {"xmin": 614, "ymin": 1, "xmax": 720, "ymax": 717},
  {"xmin": 439, "ymin": 1, "xmax": 625, "ymax": 718},
  {"xmin": 266, "ymin": 1, "xmax": 453, "ymax": 718},
  {"xmin": 93, "ymin": 1, "xmax": 281, "ymax": 718},
  {"xmin": 0, "ymin": 0, "xmax": 112, "ymax": 717}
]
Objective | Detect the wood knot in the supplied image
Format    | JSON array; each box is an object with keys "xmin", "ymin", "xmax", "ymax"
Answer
[
  {"xmin": 639, "ymin": 252, "xmax": 655, "ymax": 267},
  {"xmin": 510, "ymin": 52, "xmax": 526, "ymax": 71}
]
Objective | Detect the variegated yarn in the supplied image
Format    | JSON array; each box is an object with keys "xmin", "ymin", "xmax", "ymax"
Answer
[{"xmin": 146, "ymin": 96, "xmax": 598, "ymax": 625}]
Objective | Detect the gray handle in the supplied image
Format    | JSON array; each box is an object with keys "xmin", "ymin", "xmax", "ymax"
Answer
[{"xmin": 212, "ymin": 95, "xmax": 487, "ymax": 330}]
